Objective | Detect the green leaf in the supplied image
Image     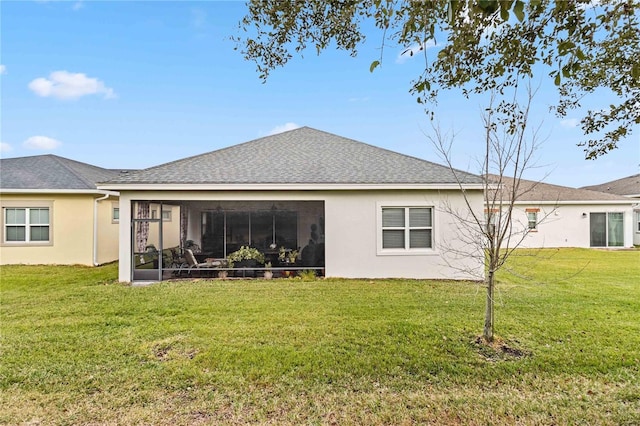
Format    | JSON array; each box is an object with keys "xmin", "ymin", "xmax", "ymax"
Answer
[
  {"xmin": 370, "ymin": 60, "xmax": 380, "ymax": 73},
  {"xmin": 514, "ymin": 0, "xmax": 525, "ymax": 22},
  {"xmin": 478, "ymin": 0, "xmax": 499, "ymax": 13},
  {"xmin": 558, "ymin": 40, "xmax": 576, "ymax": 55},
  {"xmin": 500, "ymin": 7, "xmax": 509, "ymax": 21},
  {"xmin": 632, "ymin": 64, "xmax": 640, "ymax": 81},
  {"xmin": 448, "ymin": 0, "xmax": 460, "ymax": 24},
  {"xmin": 554, "ymin": 73, "xmax": 561, "ymax": 86}
]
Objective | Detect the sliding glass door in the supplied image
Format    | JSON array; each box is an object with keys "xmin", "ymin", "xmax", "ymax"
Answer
[
  {"xmin": 201, "ymin": 210, "xmax": 298, "ymax": 257},
  {"xmin": 607, "ymin": 212, "xmax": 624, "ymax": 247},
  {"xmin": 590, "ymin": 212, "xmax": 624, "ymax": 247}
]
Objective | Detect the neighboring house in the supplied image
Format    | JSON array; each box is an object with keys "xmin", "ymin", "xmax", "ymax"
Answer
[
  {"xmin": 98, "ymin": 127, "xmax": 486, "ymax": 283},
  {"xmin": 495, "ymin": 177, "xmax": 635, "ymax": 249},
  {"xmin": 581, "ymin": 174, "xmax": 640, "ymax": 245},
  {"xmin": 0, "ymin": 155, "xmax": 122, "ymax": 266}
]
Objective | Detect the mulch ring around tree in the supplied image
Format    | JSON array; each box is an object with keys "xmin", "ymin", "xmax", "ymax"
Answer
[{"xmin": 472, "ymin": 335, "xmax": 531, "ymax": 362}]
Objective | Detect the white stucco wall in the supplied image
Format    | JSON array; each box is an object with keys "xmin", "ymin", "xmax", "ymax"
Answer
[
  {"xmin": 512, "ymin": 203, "xmax": 635, "ymax": 248},
  {"xmin": 324, "ymin": 190, "xmax": 484, "ymax": 280},
  {"xmin": 117, "ymin": 189, "xmax": 485, "ymax": 282}
]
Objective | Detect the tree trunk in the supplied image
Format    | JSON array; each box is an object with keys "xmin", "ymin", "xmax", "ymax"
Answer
[{"xmin": 483, "ymin": 269, "xmax": 495, "ymax": 342}]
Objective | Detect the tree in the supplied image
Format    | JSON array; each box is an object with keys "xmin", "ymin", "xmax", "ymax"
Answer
[
  {"xmin": 430, "ymin": 85, "xmax": 552, "ymax": 342},
  {"xmin": 235, "ymin": 0, "xmax": 640, "ymax": 159}
]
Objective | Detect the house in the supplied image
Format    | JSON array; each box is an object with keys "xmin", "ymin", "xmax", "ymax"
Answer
[
  {"xmin": 495, "ymin": 177, "xmax": 636, "ymax": 249},
  {"xmin": 98, "ymin": 127, "xmax": 486, "ymax": 283},
  {"xmin": 0, "ymin": 155, "xmax": 122, "ymax": 266},
  {"xmin": 581, "ymin": 174, "xmax": 640, "ymax": 245}
]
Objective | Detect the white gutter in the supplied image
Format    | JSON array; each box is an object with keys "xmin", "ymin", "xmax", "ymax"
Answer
[
  {"xmin": 97, "ymin": 183, "xmax": 486, "ymax": 191},
  {"xmin": 0, "ymin": 189, "xmax": 111, "ymax": 194},
  {"xmin": 511, "ymin": 200, "xmax": 635, "ymax": 206},
  {"xmin": 93, "ymin": 191, "xmax": 119, "ymax": 266}
]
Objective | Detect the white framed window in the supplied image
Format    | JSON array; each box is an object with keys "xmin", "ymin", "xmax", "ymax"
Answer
[
  {"xmin": 3, "ymin": 207, "xmax": 50, "ymax": 244},
  {"xmin": 149, "ymin": 208, "xmax": 171, "ymax": 221},
  {"xmin": 380, "ymin": 206, "xmax": 433, "ymax": 253},
  {"xmin": 485, "ymin": 209, "xmax": 499, "ymax": 235},
  {"xmin": 636, "ymin": 211, "xmax": 640, "ymax": 233},
  {"xmin": 526, "ymin": 209, "xmax": 539, "ymax": 231},
  {"xmin": 112, "ymin": 206, "xmax": 120, "ymax": 223}
]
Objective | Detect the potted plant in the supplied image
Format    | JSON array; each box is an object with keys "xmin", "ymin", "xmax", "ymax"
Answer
[
  {"xmin": 263, "ymin": 262, "xmax": 273, "ymax": 279},
  {"xmin": 278, "ymin": 247, "xmax": 299, "ymax": 264},
  {"xmin": 227, "ymin": 246, "xmax": 265, "ymax": 268},
  {"xmin": 216, "ymin": 259, "xmax": 230, "ymax": 279},
  {"xmin": 278, "ymin": 247, "xmax": 299, "ymax": 277}
]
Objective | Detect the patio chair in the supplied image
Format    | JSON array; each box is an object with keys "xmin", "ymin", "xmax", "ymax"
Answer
[{"xmin": 181, "ymin": 249, "xmax": 221, "ymax": 276}]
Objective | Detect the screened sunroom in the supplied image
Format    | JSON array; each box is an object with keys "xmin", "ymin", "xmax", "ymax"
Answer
[{"xmin": 131, "ymin": 200, "xmax": 325, "ymax": 281}]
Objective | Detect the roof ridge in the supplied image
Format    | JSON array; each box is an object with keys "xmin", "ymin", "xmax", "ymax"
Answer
[
  {"xmin": 308, "ymin": 127, "xmax": 479, "ymax": 180},
  {"xmin": 119, "ymin": 126, "xmax": 316, "ymax": 177},
  {"xmin": 48, "ymin": 154, "xmax": 109, "ymax": 188},
  {"xmin": 100, "ymin": 127, "xmax": 484, "ymax": 186}
]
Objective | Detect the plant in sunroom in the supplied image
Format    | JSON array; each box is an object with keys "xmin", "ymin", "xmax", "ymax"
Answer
[
  {"xmin": 263, "ymin": 262, "xmax": 273, "ymax": 279},
  {"xmin": 226, "ymin": 246, "xmax": 265, "ymax": 268},
  {"xmin": 278, "ymin": 247, "xmax": 299, "ymax": 263}
]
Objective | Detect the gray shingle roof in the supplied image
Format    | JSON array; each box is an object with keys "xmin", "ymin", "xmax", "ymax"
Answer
[
  {"xmin": 0, "ymin": 155, "xmax": 120, "ymax": 190},
  {"xmin": 489, "ymin": 175, "xmax": 633, "ymax": 203},
  {"xmin": 581, "ymin": 174, "xmax": 640, "ymax": 197},
  {"xmin": 103, "ymin": 127, "xmax": 482, "ymax": 186}
]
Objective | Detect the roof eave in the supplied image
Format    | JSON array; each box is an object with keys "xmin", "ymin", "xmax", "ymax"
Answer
[
  {"xmin": 510, "ymin": 200, "xmax": 635, "ymax": 205},
  {"xmin": 97, "ymin": 183, "xmax": 485, "ymax": 191},
  {"xmin": 0, "ymin": 189, "xmax": 119, "ymax": 195}
]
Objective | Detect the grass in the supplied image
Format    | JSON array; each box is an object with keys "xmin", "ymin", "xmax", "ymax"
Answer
[{"xmin": 1, "ymin": 248, "xmax": 639, "ymax": 425}]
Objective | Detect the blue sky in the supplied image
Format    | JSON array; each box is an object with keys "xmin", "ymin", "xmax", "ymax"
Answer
[{"xmin": 1, "ymin": 1, "xmax": 638, "ymax": 188}]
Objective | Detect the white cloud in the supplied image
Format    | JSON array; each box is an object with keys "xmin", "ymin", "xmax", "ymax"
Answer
[
  {"xmin": 191, "ymin": 8, "xmax": 206, "ymax": 29},
  {"xmin": 560, "ymin": 118, "xmax": 580, "ymax": 129},
  {"xmin": 23, "ymin": 136, "xmax": 62, "ymax": 150},
  {"xmin": 0, "ymin": 142, "xmax": 12, "ymax": 152},
  {"xmin": 28, "ymin": 71, "xmax": 116, "ymax": 100},
  {"xmin": 190, "ymin": 8, "xmax": 210, "ymax": 39},
  {"xmin": 0, "ymin": 65, "xmax": 6, "ymax": 75},
  {"xmin": 267, "ymin": 122, "xmax": 301, "ymax": 135},
  {"xmin": 35, "ymin": 0, "xmax": 85, "ymax": 9},
  {"xmin": 396, "ymin": 40, "xmax": 438, "ymax": 64}
]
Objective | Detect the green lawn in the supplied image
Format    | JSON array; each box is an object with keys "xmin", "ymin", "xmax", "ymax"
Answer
[{"xmin": 1, "ymin": 248, "xmax": 639, "ymax": 425}]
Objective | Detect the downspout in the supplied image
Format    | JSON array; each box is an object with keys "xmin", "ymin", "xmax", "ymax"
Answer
[{"xmin": 93, "ymin": 191, "xmax": 118, "ymax": 266}]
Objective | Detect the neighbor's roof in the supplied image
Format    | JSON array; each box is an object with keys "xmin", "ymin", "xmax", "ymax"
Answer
[
  {"xmin": 490, "ymin": 175, "xmax": 633, "ymax": 203},
  {"xmin": 101, "ymin": 127, "xmax": 482, "ymax": 187},
  {"xmin": 581, "ymin": 174, "xmax": 640, "ymax": 197},
  {"xmin": 0, "ymin": 154, "xmax": 121, "ymax": 191}
]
